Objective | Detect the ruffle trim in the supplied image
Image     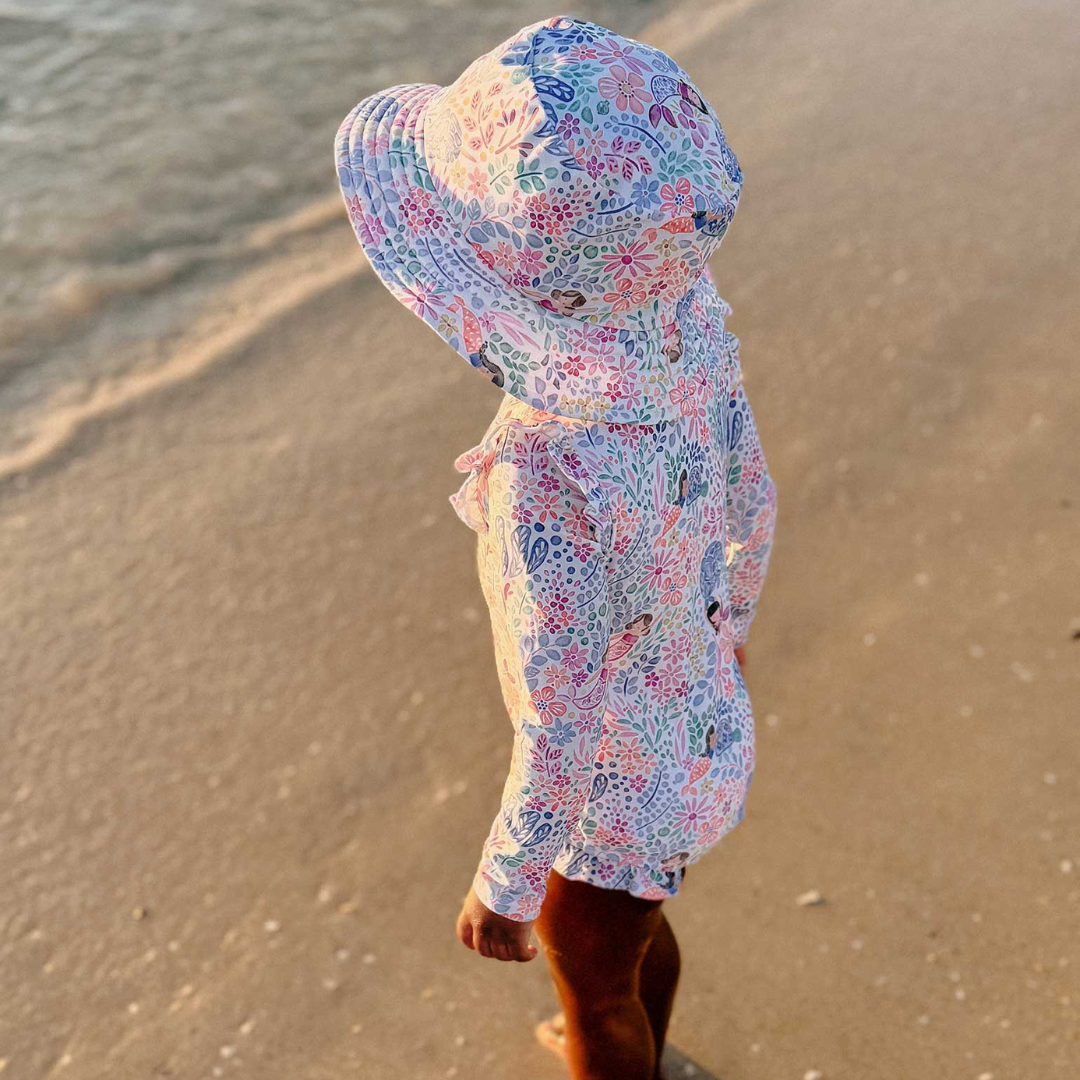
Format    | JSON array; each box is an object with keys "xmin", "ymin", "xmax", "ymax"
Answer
[
  {"xmin": 448, "ymin": 430, "xmax": 506, "ymax": 534},
  {"xmin": 539, "ymin": 425, "xmax": 614, "ymax": 552},
  {"xmin": 448, "ymin": 409, "xmax": 612, "ymax": 550}
]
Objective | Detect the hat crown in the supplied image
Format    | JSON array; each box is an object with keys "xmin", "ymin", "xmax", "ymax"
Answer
[{"xmin": 421, "ymin": 16, "xmax": 742, "ymax": 326}]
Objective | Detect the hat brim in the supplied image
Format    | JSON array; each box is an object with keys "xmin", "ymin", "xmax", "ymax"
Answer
[{"xmin": 334, "ymin": 83, "xmax": 735, "ymax": 424}]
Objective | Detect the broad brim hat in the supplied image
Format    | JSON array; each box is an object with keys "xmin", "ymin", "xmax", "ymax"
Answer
[{"xmin": 334, "ymin": 15, "xmax": 744, "ymax": 425}]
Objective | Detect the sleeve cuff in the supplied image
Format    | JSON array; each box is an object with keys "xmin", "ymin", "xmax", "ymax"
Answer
[{"xmin": 471, "ymin": 862, "xmax": 544, "ymax": 923}]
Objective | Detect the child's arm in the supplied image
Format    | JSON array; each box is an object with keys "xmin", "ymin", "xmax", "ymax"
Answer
[
  {"xmin": 463, "ymin": 425, "xmax": 613, "ymax": 929},
  {"xmin": 724, "ymin": 336, "xmax": 779, "ymax": 650}
]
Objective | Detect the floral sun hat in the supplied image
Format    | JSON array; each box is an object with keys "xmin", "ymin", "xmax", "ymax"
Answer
[{"xmin": 334, "ymin": 14, "xmax": 744, "ymax": 424}]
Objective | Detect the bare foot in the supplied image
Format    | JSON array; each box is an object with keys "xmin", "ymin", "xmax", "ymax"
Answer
[
  {"xmin": 534, "ymin": 1012, "xmax": 671, "ymax": 1079},
  {"xmin": 534, "ymin": 1011, "xmax": 568, "ymax": 1058}
]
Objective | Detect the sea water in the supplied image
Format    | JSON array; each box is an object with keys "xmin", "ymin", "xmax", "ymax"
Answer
[{"xmin": 0, "ymin": 0, "xmax": 661, "ymax": 474}]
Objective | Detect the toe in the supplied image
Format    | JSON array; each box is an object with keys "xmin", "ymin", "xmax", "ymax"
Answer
[{"xmin": 534, "ymin": 1014, "xmax": 568, "ymax": 1058}]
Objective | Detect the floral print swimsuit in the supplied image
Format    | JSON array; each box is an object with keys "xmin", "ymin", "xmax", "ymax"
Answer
[
  {"xmin": 451, "ymin": 275, "xmax": 778, "ymax": 921},
  {"xmin": 333, "ymin": 14, "xmax": 780, "ymax": 920}
]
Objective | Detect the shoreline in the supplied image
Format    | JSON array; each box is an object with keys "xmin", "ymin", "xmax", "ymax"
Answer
[
  {"xmin": 1, "ymin": 0, "xmax": 698, "ymax": 481},
  {"xmin": 0, "ymin": 0, "xmax": 755, "ymax": 484}
]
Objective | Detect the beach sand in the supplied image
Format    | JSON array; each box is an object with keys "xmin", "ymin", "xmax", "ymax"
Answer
[{"xmin": 2, "ymin": 0, "xmax": 1079, "ymax": 1077}]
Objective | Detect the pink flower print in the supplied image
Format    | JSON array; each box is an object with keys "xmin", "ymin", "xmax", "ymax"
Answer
[
  {"xmin": 569, "ymin": 43, "xmax": 599, "ymax": 62},
  {"xmin": 543, "ymin": 663, "xmax": 573, "ymax": 692},
  {"xmin": 716, "ymin": 633, "xmax": 737, "ymax": 669},
  {"xmin": 517, "ymin": 246, "xmax": 544, "ymax": 278},
  {"xmin": 465, "ymin": 166, "xmax": 488, "ymax": 200},
  {"xmin": 345, "ymin": 193, "xmax": 366, "ymax": 226},
  {"xmin": 526, "ymin": 192, "xmax": 570, "ymax": 238},
  {"xmin": 594, "ymin": 816, "xmax": 635, "ymax": 848},
  {"xmin": 594, "ymin": 860, "xmax": 617, "ymax": 884},
  {"xmin": 519, "ymin": 860, "xmax": 547, "ymax": 892},
  {"xmin": 610, "ymin": 490, "xmax": 633, "ymax": 526},
  {"xmin": 570, "ymin": 540, "xmax": 593, "ymax": 566},
  {"xmin": 603, "ymin": 277, "xmax": 648, "ymax": 313},
  {"xmin": 607, "ymin": 813, "xmax": 636, "ymax": 846},
  {"xmin": 614, "ymin": 736, "xmax": 648, "ymax": 774},
  {"xmin": 642, "ymin": 547, "xmax": 676, "ymax": 590},
  {"xmin": 649, "ymin": 275, "xmax": 679, "ymax": 302},
  {"xmin": 560, "ymin": 450, "xmax": 584, "ymax": 475},
  {"xmin": 657, "ymin": 256, "xmax": 690, "ymax": 294},
  {"xmin": 583, "ymin": 153, "xmax": 606, "ymax": 179},
  {"xmin": 567, "ymin": 128, "xmax": 610, "ymax": 177},
  {"xmin": 607, "ymin": 375, "xmax": 643, "ymax": 410},
  {"xmin": 659, "ymin": 177, "xmax": 696, "ymax": 215},
  {"xmin": 600, "ymin": 239, "xmax": 659, "ymax": 279},
  {"xmin": 400, "ymin": 279, "xmax": 444, "ymax": 321},
  {"xmin": 557, "ymin": 113, "xmax": 582, "ymax": 140},
  {"xmin": 594, "ymin": 39, "xmax": 653, "ymax": 76},
  {"xmin": 492, "ymin": 241, "xmax": 516, "ymax": 271},
  {"xmin": 661, "ymin": 630, "xmax": 691, "ymax": 667},
  {"xmin": 530, "ymin": 684, "xmax": 567, "ymax": 724},
  {"xmin": 608, "ymin": 350, "xmax": 637, "ymax": 382},
  {"xmin": 598, "ymin": 65, "xmax": 649, "ymax": 115},
  {"xmin": 358, "ymin": 212, "xmax": 387, "ymax": 248},
  {"xmin": 401, "ymin": 187, "xmax": 444, "ymax": 231},
  {"xmin": 580, "ymin": 338, "xmax": 615, "ymax": 375},
  {"xmin": 520, "ymin": 792, "xmax": 545, "ymax": 822},
  {"xmin": 534, "ymin": 486, "xmax": 563, "ymax": 522},
  {"xmin": 660, "ymin": 573, "xmax": 688, "ymax": 606},
  {"xmin": 542, "ymin": 586, "xmax": 575, "ymax": 632},
  {"xmin": 692, "ymin": 363, "xmax": 714, "ymax": 398},
  {"xmin": 677, "ymin": 102, "xmax": 708, "ymax": 148},
  {"xmin": 560, "ymin": 354, "xmax": 586, "ymax": 378},
  {"xmin": 668, "ymin": 375, "xmax": 698, "ymax": 416},
  {"xmin": 540, "ymin": 772, "xmax": 577, "ymax": 814},
  {"xmin": 546, "ymin": 192, "xmax": 584, "ymax": 233},
  {"xmin": 562, "ymin": 641, "xmax": 589, "ymax": 671},
  {"xmin": 537, "ymin": 470, "xmax": 561, "ymax": 494},
  {"xmin": 672, "ymin": 795, "xmax": 712, "ymax": 835},
  {"xmin": 516, "ymin": 893, "xmax": 543, "ymax": 920},
  {"xmin": 643, "ymin": 660, "xmax": 678, "ymax": 695}
]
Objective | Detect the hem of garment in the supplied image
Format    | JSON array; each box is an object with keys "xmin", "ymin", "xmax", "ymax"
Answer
[
  {"xmin": 550, "ymin": 846, "xmax": 688, "ymax": 902},
  {"xmin": 550, "ymin": 773, "xmax": 755, "ymax": 904},
  {"xmin": 471, "ymin": 778, "xmax": 754, "ymax": 920}
]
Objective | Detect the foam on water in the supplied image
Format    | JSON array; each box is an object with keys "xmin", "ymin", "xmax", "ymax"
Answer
[{"xmin": 0, "ymin": 0, "xmax": 667, "ymax": 475}]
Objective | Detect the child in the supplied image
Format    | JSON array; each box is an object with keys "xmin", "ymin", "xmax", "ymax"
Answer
[{"xmin": 335, "ymin": 16, "xmax": 777, "ymax": 1080}]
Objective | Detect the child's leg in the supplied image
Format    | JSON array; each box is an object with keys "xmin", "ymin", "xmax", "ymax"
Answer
[
  {"xmin": 533, "ymin": 869, "xmax": 666, "ymax": 1080},
  {"xmin": 538, "ymin": 914, "xmax": 681, "ymax": 1080},
  {"xmin": 638, "ymin": 911, "xmax": 681, "ymax": 1079}
]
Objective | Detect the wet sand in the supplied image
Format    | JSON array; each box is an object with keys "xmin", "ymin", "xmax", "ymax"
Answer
[{"xmin": 2, "ymin": 0, "xmax": 1079, "ymax": 1078}]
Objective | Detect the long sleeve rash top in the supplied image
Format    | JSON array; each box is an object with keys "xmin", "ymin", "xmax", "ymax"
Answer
[{"xmin": 450, "ymin": 294, "xmax": 778, "ymax": 921}]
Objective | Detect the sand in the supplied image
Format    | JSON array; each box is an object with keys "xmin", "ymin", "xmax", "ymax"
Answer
[{"xmin": 2, "ymin": 0, "xmax": 1078, "ymax": 1077}]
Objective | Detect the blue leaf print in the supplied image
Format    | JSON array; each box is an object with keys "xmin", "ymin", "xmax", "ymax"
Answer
[
  {"xmin": 526, "ymin": 536, "xmax": 549, "ymax": 572},
  {"xmin": 533, "ymin": 75, "xmax": 575, "ymax": 104},
  {"xmin": 729, "ymin": 407, "xmax": 744, "ymax": 452}
]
